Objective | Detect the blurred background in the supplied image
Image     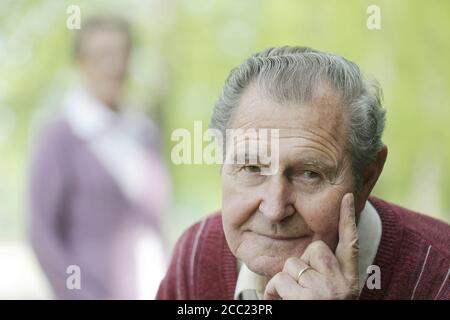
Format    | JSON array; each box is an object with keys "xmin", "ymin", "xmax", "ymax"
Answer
[{"xmin": 0, "ymin": 0, "xmax": 449, "ymax": 299}]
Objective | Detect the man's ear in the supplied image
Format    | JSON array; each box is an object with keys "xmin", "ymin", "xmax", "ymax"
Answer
[{"xmin": 356, "ymin": 145, "xmax": 388, "ymax": 213}]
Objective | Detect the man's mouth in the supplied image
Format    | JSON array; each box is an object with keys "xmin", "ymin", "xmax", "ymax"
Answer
[{"xmin": 252, "ymin": 231, "xmax": 304, "ymax": 241}]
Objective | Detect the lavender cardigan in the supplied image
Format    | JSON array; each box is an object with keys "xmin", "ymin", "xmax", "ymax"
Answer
[{"xmin": 28, "ymin": 118, "xmax": 167, "ymax": 299}]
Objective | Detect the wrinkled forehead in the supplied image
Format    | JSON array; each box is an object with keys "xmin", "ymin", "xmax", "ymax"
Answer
[
  {"xmin": 221, "ymin": 83, "xmax": 350, "ymax": 173},
  {"xmin": 230, "ymin": 82, "xmax": 348, "ymax": 143}
]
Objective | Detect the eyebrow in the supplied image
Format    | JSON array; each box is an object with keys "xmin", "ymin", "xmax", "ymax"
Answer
[
  {"xmin": 299, "ymin": 157, "xmax": 326, "ymax": 167},
  {"xmin": 234, "ymin": 151, "xmax": 261, "ymax": 165},
  {"xmin": 234, "ymin": 152, "xmax": 334, "ymax": 171},
  {"xmin": 290, "ymin": 156, "xmax": 335, "ymax": 172},
  {"xmin": 226, "ymin": 148, "xmax": 269, "ymax": 165}
]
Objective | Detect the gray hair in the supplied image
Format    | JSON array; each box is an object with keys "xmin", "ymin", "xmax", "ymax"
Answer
[{"xmin": 210, "ymin": 46, "xmax": 386, "ymax": 188}]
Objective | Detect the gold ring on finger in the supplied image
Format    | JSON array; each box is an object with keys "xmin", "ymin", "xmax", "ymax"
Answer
[{"xmin": 296, "ymin": 266, "xmax": 312, "ymax": 284}]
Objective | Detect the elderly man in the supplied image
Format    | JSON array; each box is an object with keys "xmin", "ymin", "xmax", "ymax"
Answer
[{"xmin": 157, "ymin": 46, "xmax": 450, "ymax": 300}]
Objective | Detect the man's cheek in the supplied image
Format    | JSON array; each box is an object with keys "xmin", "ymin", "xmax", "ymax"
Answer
[
  {"xmin": 224, "ymin": 196, "xmax": 260, "ymax": 227},
  {"xmin": 308, "ymin": 210, "xmax": 340, "ymax": 251},
  {"xmin": 302, "ymin": 206, "xmax": 339, "ymax": 236}
]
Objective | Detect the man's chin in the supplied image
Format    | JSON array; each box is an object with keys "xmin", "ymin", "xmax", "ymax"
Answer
[
  {"xmin": 244, "ymin": 255, "xmax": 286, "ymax": 278},
  {"xmin": 235, "ymin": 236, "xmax": 311, "ymax": 277}
]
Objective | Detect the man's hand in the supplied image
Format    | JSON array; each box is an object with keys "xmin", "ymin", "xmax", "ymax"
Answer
[{"xmin": 264, "ymin": 193, "xmax": 359, "ymax": 300}]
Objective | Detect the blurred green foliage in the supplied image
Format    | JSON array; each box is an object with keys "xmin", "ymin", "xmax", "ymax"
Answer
[{"xmin": 1, "ymin": 0, "xmax": 449, "ymax": 242}]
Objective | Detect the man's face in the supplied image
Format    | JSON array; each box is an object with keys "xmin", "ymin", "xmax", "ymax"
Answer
[{"xmin": 221, "ymin": 83, "xmax": 355, "ymax": 278}]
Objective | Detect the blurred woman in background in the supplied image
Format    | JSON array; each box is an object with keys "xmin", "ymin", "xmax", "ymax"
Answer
[{"xmin": 28, "ymin": 17, "xmax": 170, "ymax": 299}]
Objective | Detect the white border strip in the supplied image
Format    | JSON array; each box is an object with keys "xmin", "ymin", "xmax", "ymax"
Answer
[
  {"xmin": 434, "ymin": 268, "xmax": 450, "ymax": 300},
  {"xmin": 411, "ymin": 245, "xmax": 432, "ymax": 300}
]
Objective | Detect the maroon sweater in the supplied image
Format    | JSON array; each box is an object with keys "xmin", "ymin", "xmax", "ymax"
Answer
[{"xmin": 157, "ymin": 197, "xmax": 450, "ymax": 300}]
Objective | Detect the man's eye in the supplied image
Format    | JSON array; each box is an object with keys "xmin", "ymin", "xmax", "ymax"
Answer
[
  {"xmin": 242, "ymin": 165, "xmax": 261, "ymax": 173},
  {"xmin": 302, "ymin": 170, "xmax": 320, "ymax": 179}
]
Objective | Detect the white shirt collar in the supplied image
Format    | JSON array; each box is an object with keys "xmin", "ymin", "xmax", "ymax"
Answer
[
  {"xmin": 62, "ymin": 86, "xmax": 119, "ymax": 140},
  {"xmin": 61, "ymin": 86, "xmax": 169, "ymax": 211},
  {"xmin": 62, "ymin": 86, "xmax": 157, "ymax": 141},
  {"xmin": 234, "ymin": 200, "xmax": 382, "ymax": 300}
]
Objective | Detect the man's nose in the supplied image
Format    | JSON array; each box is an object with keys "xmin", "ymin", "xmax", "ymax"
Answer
[{"xmin": 259, "ymin": 175, "xmax": 296, "ymax": 224}]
